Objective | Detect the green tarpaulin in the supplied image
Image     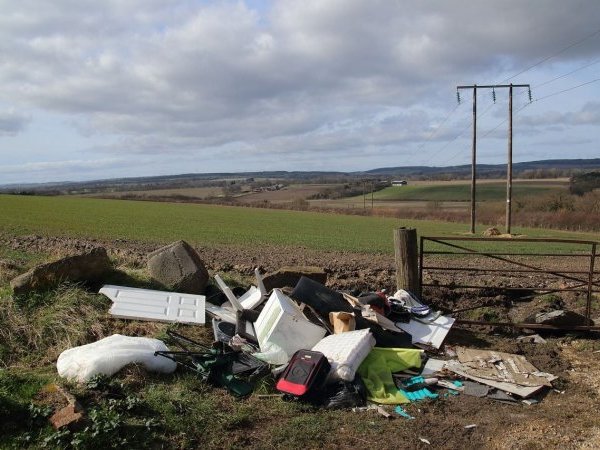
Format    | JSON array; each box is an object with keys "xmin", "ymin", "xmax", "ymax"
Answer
[{"xmin": 357, "ymin": 347, "xmax": 423, "ymax": 404}]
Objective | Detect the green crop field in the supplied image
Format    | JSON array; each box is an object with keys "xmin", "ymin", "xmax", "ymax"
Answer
[
  {"xmin": 365, "ymin": 181, "xmax": 566, "ymax": 202},
  {"xmin": 0, "ymin": 195, "xmax": 597, "ymax": 254}
]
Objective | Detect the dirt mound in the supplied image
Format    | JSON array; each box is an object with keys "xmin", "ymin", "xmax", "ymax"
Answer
[{"xmin": 482, "ymin": 227, "xmax": 501, "ymax": 236}]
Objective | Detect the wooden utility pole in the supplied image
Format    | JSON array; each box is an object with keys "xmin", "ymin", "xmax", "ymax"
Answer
[
  {"xmin": 394, "ymin": 227, "xmax": 420, "ymax": 296},
  {"xmin": 507, "ymin": 84, "xmax": 513, "ymax": 234},
  {"xmin": 371, "ymin": 181, "xmax": 374, "ymax": 209},
  {"xmin": 471, "ymin": 85, "xmax": 477, "ymax": 234},
  {"xmin": 457, "ymin": 83, "xmax": 530, "ymax": 234},
  {"xmin": 457, "ymin": 85, "xmax": 478, "ymax": 233}
]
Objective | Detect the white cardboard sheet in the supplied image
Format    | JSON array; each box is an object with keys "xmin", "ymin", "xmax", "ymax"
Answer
[
  {"xmin": 456, "ymin": 347, "xmax": 556, "ymax": 387},
  {"xmin": 395, "ymin": 314, "xmax": 455, "ymax": 349},
  {"xmin": 420, "ymin": 358, "xmax": 448, "ymax": 376},
  {"xmin": 446, "ymin": 360, "xmax": 545, "ymax": 398}
]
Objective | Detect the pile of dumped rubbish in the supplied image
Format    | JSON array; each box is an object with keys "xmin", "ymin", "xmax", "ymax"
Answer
[{"xmin": 56, "ymin": 267, "xmax": 558, "ymax": 419}]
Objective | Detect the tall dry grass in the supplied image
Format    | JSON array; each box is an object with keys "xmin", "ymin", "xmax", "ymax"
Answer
[{"xmin": 0, "ymin": 282, "xmax": 167, "ymax": 368}]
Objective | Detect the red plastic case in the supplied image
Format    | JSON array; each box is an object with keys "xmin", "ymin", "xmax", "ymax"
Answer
[{"xmin": 276, "ymin": 350, "xmax": 331, "ymax": 397}]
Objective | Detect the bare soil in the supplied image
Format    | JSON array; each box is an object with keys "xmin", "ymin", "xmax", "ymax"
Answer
[
  {"xmin": 85, "ymin": 186, "xmax": 223, "ymax": 199},
  {"xmin": 3, "ymin": 233, "xmax": 600, "ymax": 448}
]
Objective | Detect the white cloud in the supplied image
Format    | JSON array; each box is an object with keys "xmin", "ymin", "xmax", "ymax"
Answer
[
  {"xmin": 519, "ymin": 101, "xmax": 600, "ymax": 127},
  {"xmin": 1, "ymin": 0, "xmax": 600, "ymax": 181},
  {"xmin": 0, "ymin": 157, "xmax": 124, "ymax": 173}
]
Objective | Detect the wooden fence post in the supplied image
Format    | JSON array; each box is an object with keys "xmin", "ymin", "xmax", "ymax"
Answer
[{"xmin": 394, "ymin": 227, "xmax": 420, "ymax": 296}]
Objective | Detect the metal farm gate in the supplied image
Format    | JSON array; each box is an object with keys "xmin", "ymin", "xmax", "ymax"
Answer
[{"xmin": 419, "ymin": 236, "xmax": 600, "ymax": 331}]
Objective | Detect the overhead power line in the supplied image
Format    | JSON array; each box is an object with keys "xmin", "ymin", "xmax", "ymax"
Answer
[
  {"xmin": 414, "ymin": 102, "xmax": 462, "ymax": 153},
  {"xmin": 426, "ymin": 101, "xmax": 497, "ymax": 163},
  {"xmin": 512, "ymin": 56, "xmax": 600, "ymax": 103},
  {"xmin": 535, "ymin": 57, "xmax": 600, "ymax": 88},
  {"xmin": 480, "ymin": 103, "xmax": 530, "ymax": 140},
  {"xmin": 481, "ymin": 73, "xmax": 600, "ymax": 138},
  {"xmin": 435, "ymin": 100, "xmax": 507, "ymax": 165},
  {"xmin": 534, "ymin": 77, "xmax": 600, "ymax": 101},
  {"xmin": 414, "ymin": 28, "xmax": 600, "ymax": 167},
  {"xmin": 443, "ymin": 74, "xmax": 598, "ymax": 159},
  {"xmin": 502, "ymin": 26, "xmax": 600, "ymax": 83},
  {"xmin": 435, "ymin": 145, "xmax": 469, "ymax": 167},
  {"xmin": 413, "ymin": 27, "xmax": 600, "ymax": 186}
]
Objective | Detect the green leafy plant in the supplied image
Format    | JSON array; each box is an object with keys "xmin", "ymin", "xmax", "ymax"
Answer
[
  {"xmin": 28, "ymin": 402, "xmax": 53, "ymax": 424},
  {"xmin": 85, "ymin": 374, "xmax": 112, "ymax": 391}
]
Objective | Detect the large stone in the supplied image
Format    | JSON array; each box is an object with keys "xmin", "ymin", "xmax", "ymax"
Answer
[
  {"xmin": 526, "ymin": 309, "xmax": 592, "ymax": 327},
  {"xmin": 262, "ymin": 266, "xmax": 327, "ymax": 291},
  {"xmin": 49, "ymin": 403, "xmax": 84, "ymax": 430},
  {"xmin": 10, "ymin": 248, "xmax": 111, "ymax": 295},
  {"xmin": 147, "ymin": 240, "xmax": 209, "ymax": 294},
  {"xmin": 47, "ymin": 384, "xmax": 85, "ymax": 430}
]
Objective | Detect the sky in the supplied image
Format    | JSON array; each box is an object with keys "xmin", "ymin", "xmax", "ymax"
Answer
[{"xmin": 1, "ymin": 0, "xmax": 600, "ymax": 184}]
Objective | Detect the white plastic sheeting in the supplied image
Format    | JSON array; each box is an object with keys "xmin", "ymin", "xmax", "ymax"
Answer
[
  {"xmin": 57, "ymin": 334, "xmax": 177, "ymax": 382},
  {"xmin": 312, "ymin": 329, "xmax": 375, "ymax": 381}
]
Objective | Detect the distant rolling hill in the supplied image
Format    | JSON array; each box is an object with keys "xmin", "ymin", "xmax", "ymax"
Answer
[
  {"xmin": 363, "ymin": 158, "xmax": 600, "ymax": 176},
  {"xmin": 2, "ymin": 158, "xmax": 599, "ymax": 194}
]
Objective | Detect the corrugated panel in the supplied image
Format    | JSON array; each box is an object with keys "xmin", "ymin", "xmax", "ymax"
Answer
[{"xmin": 99, "ymin": 285, "xmax": 205, "ymax": 325}]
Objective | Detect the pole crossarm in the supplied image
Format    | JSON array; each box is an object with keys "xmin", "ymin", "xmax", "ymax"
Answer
[{"xmin": 457, "ymin": 84, "xmax": 530, "ymax": 89}]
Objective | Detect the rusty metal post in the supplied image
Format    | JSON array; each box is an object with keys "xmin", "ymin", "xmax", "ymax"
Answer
[
  {"xmin": 419, "ymin": 235, "xmax": 425, "ymax": 298},
  {"xmin": 587, "ymin": 243, "xmax": 596, "ymax": 324}
]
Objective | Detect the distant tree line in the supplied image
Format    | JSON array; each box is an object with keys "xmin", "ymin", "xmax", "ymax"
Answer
[
  {"xmin": 308, "ymin": 181, "xmax": 389, "ymax": 199},
  {"xmin": 569, "ymin": 171, "xmax": 600, "ymax": 196}
]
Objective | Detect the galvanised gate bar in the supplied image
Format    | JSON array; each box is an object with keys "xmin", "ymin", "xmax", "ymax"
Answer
[{"xmin": 419, "ymin": 236, "xmax": 599, "ymax": 331}]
